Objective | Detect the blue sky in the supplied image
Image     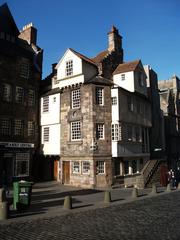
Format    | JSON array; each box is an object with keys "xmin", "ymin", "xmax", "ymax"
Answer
[{"xmin": 3, "ymin": 0, "xmax": 180, "ymax": 80}]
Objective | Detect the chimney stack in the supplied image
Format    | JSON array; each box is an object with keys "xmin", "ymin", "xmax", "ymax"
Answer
[
  {"xmin": 108, "ymin": 25, "xmax": 122, "ymax": 52},
  {"xmin": 19, "ymin": 23, "xmax": 37, "ymax": 45}
]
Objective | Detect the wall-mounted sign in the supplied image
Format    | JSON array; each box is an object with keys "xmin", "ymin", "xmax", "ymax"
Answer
[{"xmin": 0, "ymin": 142, "xmax": 34, "ymax": 148}]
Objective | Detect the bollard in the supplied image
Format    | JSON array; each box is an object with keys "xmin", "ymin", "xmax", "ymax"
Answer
[
  {"xmin": 178, "ymin": 182, "xmax": 180, "ymax": 190},
  {"xmin": 166, "ymin": 183, "xmax": 171, "ymax": 192},
  {"xmin": 63, "ymin": 196, "xmax": 72, "ymax": 210},
  {"xmin": 132, "ymin": 187, "xmax": 138, "ymax": 198},
  {"xmin": 104, "ymin": 191, "xmax": 111, "ymax": 204},
  {"xmin": 151, "ymin": 184, "xmax": 157, "ymax": 195},
  {"xmin": 0, "ymin": 188, "xmax": 8, "ymax": 220}
]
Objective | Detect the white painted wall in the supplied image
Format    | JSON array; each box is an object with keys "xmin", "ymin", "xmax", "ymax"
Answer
[
  {"xmin": 41, "ymin": 93, "xmax": 60, "ymax": 126},
  {"xmin": 56, "ymin": 49, "xmax": 83, "ymax": 80},
  {"xmin": 41, "ymin": 124, "xmax": 61, "ymax": 155},
  {"xmin": 113, "ymin": 71, "xmax": 135, "ymax": 92},
  {"xmin": 111, "ymin": 88, "xmax": 119, "ymax": 121}
]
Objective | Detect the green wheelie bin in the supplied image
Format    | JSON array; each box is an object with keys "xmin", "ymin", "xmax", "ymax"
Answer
[{"xmin": 13, "ymin": 181, "xmax": 33, "ymax": 210}]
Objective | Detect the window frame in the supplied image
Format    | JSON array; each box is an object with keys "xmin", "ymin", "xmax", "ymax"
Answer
[
  {"xmin": 43, "ymin": 127, "xmax": 50, "ymax": 142},
  {"xmin": 111, "ymin": 123, "xmax": 122, "ymax": 141},
  {"xmin": 71, "ymin": 89, "xmax": 81, "ymax": 109},
  {"xmin": 15, "ymin": 86, "xmax": 24, "ymax": 104},
  {"xmin": 14, "ymin": 153, "xmax": 29, "ymax": 177},
  {"xmin": 96, "ymin": 161, "xmax": 105, "ymax": 175},
  {"xmin": 96, "ymin": 123, "xmax": 104, "ymax": 140},
  {"xmin": 72, "ymin": 161, "xmax": 80, "ymax": 174},
  {"xmin": 43, "ymin": 96, "xmax": 49, "ymax": 113},
  {"xmin": 28, "ymin": 89, "xmax": 35, "ymax": 106},
  {"xmin": 2, "ymin": 83, "xmax": 12, "ymax": 102},
  {"xmin": 96, "ymin": 87, "xmax": 104, "ymax": 106},
  {"xmin": 121, "ymin": 74, "xmax": 125, "ymax": 81},
  {"xmin": 0, "ymin": 118, "xmax": 11, "ymax": 136},
  {"xmin": 71, "ymin": 121, "xmax": 81, "ymax": 141},
  {"xmin": 28, "ymin": 121, "xmax": 35, "ymax": 137},
  {"xmin": 112, "ymin": 96, "xmax": 117, "ymax": 105},
  {"xmin": 65, "ymin": 60, "xmax": 73, "ymax": 77},
  {"xmin": 14, "ymin": 119, "xmax": 24, "ymax": 136},
  {"xmin": 82, "ymin": 161, "xmax": 90, "ymax": 174}
]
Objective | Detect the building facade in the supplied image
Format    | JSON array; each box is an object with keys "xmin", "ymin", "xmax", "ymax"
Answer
[
  {"xmin": 112, "ymin": 60, "xmax": 152, "ymax": 187},
  {"xmin": 158, "ymin": 75, "xmax": 180, "ymax": 170},
  {"xmin": 0, "ymin": 3, "xmax": 43, "ymax": 186}
]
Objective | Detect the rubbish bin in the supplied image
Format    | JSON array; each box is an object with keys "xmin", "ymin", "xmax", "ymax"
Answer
[{"xmin": 13, "ymin": 181, "xmax": 33, "ymax": 210}]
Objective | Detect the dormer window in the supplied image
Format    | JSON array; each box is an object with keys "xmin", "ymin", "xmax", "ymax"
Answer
[
  {"xmin": 65, "ymin": 60, "xmax": 73, "ymax": 77},
  {"xmin": 121, "ymin": 74, "xmax": 125, "ymax": 81}
]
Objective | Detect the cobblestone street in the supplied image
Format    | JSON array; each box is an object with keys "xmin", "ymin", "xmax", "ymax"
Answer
[{"xmin": 0, "ymin": 187, "xmax": 180, "ymax": 240}]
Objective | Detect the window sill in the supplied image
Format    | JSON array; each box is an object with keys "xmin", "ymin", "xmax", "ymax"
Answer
[{"xmin": 67, "ymin": 141, "xmax": 83, "ymax": 145}]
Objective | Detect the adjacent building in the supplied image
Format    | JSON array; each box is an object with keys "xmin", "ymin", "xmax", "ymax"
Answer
[
  {"xmin": 158, "ymin": 75, "xmax": 180, "ymax": 170},
  {"xmin": 0, "ymin": 3, "xmax": 43, "ymax": 186}
]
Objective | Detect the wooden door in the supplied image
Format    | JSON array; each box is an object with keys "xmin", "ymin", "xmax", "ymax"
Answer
[
  {"xmin": 54, "ymin": 160, "xmax": 58, "ymax": 180},
  {"xmin": 63, "ymin": 161, "xmax": 70, "ymax": 184}
]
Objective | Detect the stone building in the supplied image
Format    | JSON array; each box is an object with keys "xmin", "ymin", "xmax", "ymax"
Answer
[
  {"xmin": 0, "ymin": 3, "xmax": 43, "ymax": 185},
  {"xmin": 144, "ymin": 65, "xmax": 165, "ymax": 159},
  {"xmin": 111, "ymin": 60, "xmax": 152, "ymax": 187},
  {"xmin": 158, "ymin": 75, "xmax": 180, "ymax": 170}
]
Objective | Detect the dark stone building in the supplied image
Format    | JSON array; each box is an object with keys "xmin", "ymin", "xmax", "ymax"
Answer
[{"xmin": 0, "ymin": 3, "xmax": 43, "ymax": 185}]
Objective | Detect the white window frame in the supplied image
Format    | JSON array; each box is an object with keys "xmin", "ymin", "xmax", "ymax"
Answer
[
  {"xmin": 43, "ymin": 127, "xmax": 49, "ymax": 142},
  {"xmin": 96, "ymin": 87, "xmax": 104, "ymax": 106},
  {"xmin": 43, "ymin": 96, "xmax": 49, "ymax": 113},
  {"xmin": 15, "ymin": 86, "xmax": 24, "ymax": 104},
  {"xmin": 121, "ymin": 74, "xmax": 125, "ymax": 81},
  {"xmin": 96, "ymin": 161, "xmax": 105, "ymax": 175},
  {"xmin": 2, "ymin": 83, "xmax": 11, "ymax": 102},
  {"xmin": 14, "ymin": 153, "xmax": 29, "ymax": 177},
  {"xmin": 71, "ymin": 121, "xmax": 81, "ymax": 141},
  {"xmin": 65, "ymin": 60, "xmax": 73, "ymax": 77},
  {"xmin": 111, "ymin": 123, "xmax": 122, "ymax": 141},
  {"xmin": 72, "ymin": 89, "xmax": 81, "ymax": 109},
  {"xmin": 72, "ymin": 161, "xmax": 80, "ymax": 174},
  {"xmin": 82, "ymin": 161, "xmax": 90, "ymax": 174},
  {"xmin": 112, "ymin": 96, "xmax": 117, "ymax": 105},
  {"xmin": 96, "ymin": 123, "xmax": 104, "ymax": 140}
]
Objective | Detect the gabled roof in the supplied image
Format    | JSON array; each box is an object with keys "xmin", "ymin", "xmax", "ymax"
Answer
[
  {"xmin": 91, "ymin": 50, "xmax": 109, "ymax": 63},
  {"xmin": 113, "ymin": 60, "xmax": 141, "ymax": 75},
  {"xmin": 0, "ymin": 3, "xmax": 19, "ymax": 36},
  {"xmin": 69, "ymin": 48, "xmax": 97, "ymax": 67}
]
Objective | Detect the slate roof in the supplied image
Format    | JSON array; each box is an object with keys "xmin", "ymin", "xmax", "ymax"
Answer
[
  {"xmin": 91, "ymin": 50, "xmax": 109, "ymax": 63},
  {"xmin": 113, "ymin": 60, "xmax": 141, "ymax": 75},
  {"xmin": 69, "ymin": 48, "xmax": 97, "ymax": 67}
]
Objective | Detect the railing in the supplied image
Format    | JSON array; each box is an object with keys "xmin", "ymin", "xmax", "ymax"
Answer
[{"xmin": 141, "ymin": 159, "xmax": 159, "ymax": 186}]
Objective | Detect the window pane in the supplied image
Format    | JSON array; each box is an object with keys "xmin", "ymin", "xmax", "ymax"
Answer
[
  {"xmin": 14, "ymin": 119, "xmax": 23, "ymax": 136},
  {"xmin": 28, "ymin": 121, "xmax": 35, "ymax": 137},
  {"xmin": 72, "ymin": 89, "xmax": 80, "ymax": 108},
  {"xmin": 96, "ymin": 123, "xmax": 104, "ymax": 139},
  {"xmin": 2, "ymin": 83, "xmax": 11, "ymax": 102},
  {"xmin": 43, "ymin": 96, "xmax": 49, "ymax": 112},
  {"xmin": 66, "ymin": 60, "xmax": 73, "ymax": 76},
  {"xmin": 71, "ymin": 121, "xmax": 81, "ymax": 140},
  {"xmin": 20, "ymin": 58, "xmax": 30, "ymax": 78},
  {"xmin": 96, "ymin": 87, "xmax": 103, "ymax": 105},
  {"xmin": 96, "ymin": 161, "xmax": 105, "ymax": 174},
  {"xmin": 28, "ymin": 90, "xmax": 35, "ymax": 106},
  {"xmin": 14, "ymin": 153, "xmax": 29, "ymax": 177},
  {"xmin": 15, "ymin": 87, "xmax": 24, "ymax": 104},
  {"xmin": 112, "ymin": 97, "xmax": 117, "ymax": 105},
  {"xmin": 73, "ymin": 161, "xmax": 80, "ymax": 173},
  {"xmin": 82, "ymin": 161, "xmax": 90, "ymax": 174},
  {"xmin": 0, "ymin": 119, "xmax": 11, "ymax": 135},
  {"xmin": 43, "ymin": 127, "xmax": 49, "ymax": 142}
]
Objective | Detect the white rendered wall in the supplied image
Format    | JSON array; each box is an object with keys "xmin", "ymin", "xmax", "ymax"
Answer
[
  {"xmin": 113, "ymin": 71, "xmax": 135, "ymax": 92},
  {"xmin": 41, "ymin": 93, "xmax": 60, "ymax": 126},
  {"xmin": 41, "ymin": 124, "xmax": 61, "ymax": 155},
  {"xmin": 111, "ymin": 88, "xmax": 119, "ymax": 121}
]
